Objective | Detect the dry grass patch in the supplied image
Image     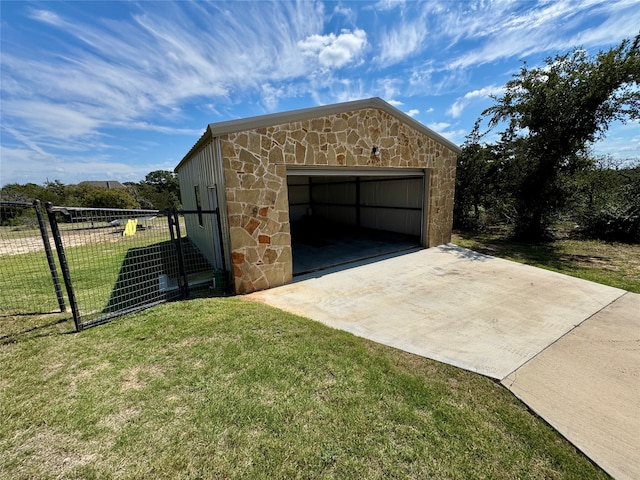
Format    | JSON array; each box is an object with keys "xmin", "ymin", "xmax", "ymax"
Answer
[{"xmin": 452, "ymin": 229, "xmax": 640, "ymax": 293}]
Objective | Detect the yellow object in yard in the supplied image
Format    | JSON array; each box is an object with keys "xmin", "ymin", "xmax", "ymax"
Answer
[{"xmin": 123, "ymin": 219, "xmax": 138, "ymax": 236}]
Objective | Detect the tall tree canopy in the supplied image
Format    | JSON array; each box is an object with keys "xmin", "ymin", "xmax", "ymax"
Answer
[
  {"xmin": 138, "ymin": 170, "xmax": 180, "ymax": 210},
  {"xmin": 481, "ymin": 34, "xmax": 640, "ymax": 239}
]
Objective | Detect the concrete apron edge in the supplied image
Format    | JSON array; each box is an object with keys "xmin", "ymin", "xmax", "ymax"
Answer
[
  {"xmin": 499, "ymin": 291, "xmax": 633, "ymax": 480},
  {"xmin": 499, "ymin": 381, "xmax": 615, "ymax": 477},
  {"xmin": 499, "ymin": 290, "xmax": 630, "ymax": 385}
]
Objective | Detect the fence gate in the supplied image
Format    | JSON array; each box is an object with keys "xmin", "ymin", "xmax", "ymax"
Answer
[
  {"xmin": 0, "ymin": 200, "xmax": 66, "ymax": 317},
  {"xmin": 46, "ymin": 205, "xmax": 226, "ymax": 331}
]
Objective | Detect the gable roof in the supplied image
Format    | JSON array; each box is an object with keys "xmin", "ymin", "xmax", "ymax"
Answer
[
  {"xmin": 177, "ymin": 97, "xmax": 460, "ymax": 169},
  {"xmin": 79, "ymin": 180, "xmax": 126, "ymax": 189}
]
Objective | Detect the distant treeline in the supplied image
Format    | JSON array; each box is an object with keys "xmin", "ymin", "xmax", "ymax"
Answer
[{"xmin": 1, "ymin": 170, "xmax": 180, "ymax": 226}]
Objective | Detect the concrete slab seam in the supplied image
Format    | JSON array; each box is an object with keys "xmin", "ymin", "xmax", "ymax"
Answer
[{"xmin": 500, "ymin": 290, "xmax": 630, "ymax": 385}]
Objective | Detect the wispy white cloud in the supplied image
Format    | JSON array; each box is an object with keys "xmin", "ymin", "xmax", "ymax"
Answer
[
  {"xmin": 376, "ymin": 77, "xmax": 402, "ymax": 100},
  {"xmin": 406, "ymin": 109, "xmax": 419, "ymax": 117},
  {"xmin": 0, "ymin": 144, "xmax": 158, "ymax": 186},
  {"xmin": 261, "ymin": 84, "xmax": 285, "ymax": 111},
  {"xmin": 372, "ymin": 0, "xmax": 406, "ymax": 11},
  {"xmin": 377, "ymin": 7, "xmax": 428, "ymax": 65},
  {"xmin": 427, "ymin": 122, "xmax": 467, "ymax": 144},
  {"xmin": 2, "ymin": 1, "xmax": 329, "ymax": 175},
  {"xmin": 27, "ymin": 8, "xmax": 63, "ymax": 25},
  {"xmin": 333, "ymin": 5, "xmax": 353, "ymax": 17},
  {"xmin": 448, "ymin": 85, "xmax": 505, "ymax": 118},
  {"xmin": 444, "ymin": 0, "xmax": 639, "ymax": 70},
  {"xmin": 427, "ymin": 122, "xmax": 451, "ymax": 132}
]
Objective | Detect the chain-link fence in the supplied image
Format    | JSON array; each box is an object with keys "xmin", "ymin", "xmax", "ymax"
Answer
[
  {"xmin": 1, "ymin": 201, "xmax": 228, "ymax": 332},
  {"xmin": 0, "ymin": 201, "xmax": 66, "ymax": 316}
]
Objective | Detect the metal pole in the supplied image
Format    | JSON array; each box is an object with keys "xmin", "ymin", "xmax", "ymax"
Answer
[
  {"xmin": 172, "ymin": 209, "xmax": 189, "ymax": 299},
  {"xmin": 34, "ymin": 200, "xmax": 66, "ymax": 312},
  {"xmin": 46, "ymin": 202, "xmax": 82, "ymax": 331},
  {"xmin": 214, "ymin": 206, "xmax": 230, "ymax": 293},
  {"xmin": 356, "ymin": 176, "xmax": 361, "ymax": 227},
  {"xmin": 214, "ymin": 206, "xmax": 227, "ymax": 273}
]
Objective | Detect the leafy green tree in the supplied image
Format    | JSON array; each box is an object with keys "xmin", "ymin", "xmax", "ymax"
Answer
[
  {"xmin": 44, "ymin": 180, "xmax": 67, "ymax": 202},
  {"xmin": 482, "ymin": 34, "xmax": 640, "ymax": 239},
  {"xmin": 0, "ymin": 181, "xmax": 65, "ymax": 226},
  {"xmin": 81, "ymin": 187, "xmax": 140, "ymax": 209},
  {"xmin": 138, "ymin": 170, "xmax": 180, "ymax": 210},
  {"xmin": 577, "ymin": 161, "xmax": 640, "ymax": 242},
  {"xmin": 61, "ymin": 184, "xmax": 139, "ymax": 209},
  {"xmin": 454, "ymin": 126, "xmax": 502, "ymax": 229},
  {"xmin": 0, "ymin": 182, "xmax": 61, "ymax": 204}
]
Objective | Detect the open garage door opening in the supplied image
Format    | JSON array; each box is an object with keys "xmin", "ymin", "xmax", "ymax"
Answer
[{"xmin": 287, "ymin": 168, "xmax": 427, "ymax": 276}]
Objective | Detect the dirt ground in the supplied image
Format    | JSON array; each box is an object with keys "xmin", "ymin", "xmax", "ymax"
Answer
[{"xmin": 0, "ymin": 226, "xmax": 125, "ymax": 256}]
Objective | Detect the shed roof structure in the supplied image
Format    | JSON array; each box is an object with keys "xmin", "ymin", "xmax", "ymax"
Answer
[
  {"xmin": 176, "ymin": 97, "xmax": 460, "ymax": 294},
  {"xmin": 78, "ymin": 180, "xmax": 126, "ymax": 189}
]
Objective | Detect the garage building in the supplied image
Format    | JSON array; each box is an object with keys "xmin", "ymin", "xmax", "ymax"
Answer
[{"xmin": 175, "ymin": 97, "xmax": 460, "ymax": 294}]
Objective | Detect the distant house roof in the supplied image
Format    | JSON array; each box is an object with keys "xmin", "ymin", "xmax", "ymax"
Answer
[
  {"xmin": 79, "ymin": 181, "xmax": 126, "ymax": 189},
  {"xmin": 177, "ymin": 97, "xmax": 461, "ymax": 169}
]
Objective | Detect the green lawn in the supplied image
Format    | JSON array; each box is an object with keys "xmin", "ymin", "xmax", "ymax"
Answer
[
  {"xmin": 452, "ymin": 229, "xmax": 640, "ymax": 293},
  {"xmin": 3, "ymin": 231, "xmax": 632, "ymax": 478},
  {"xmin": 1, "ymin": 298, "xmax": 609, "ymax": 479}
]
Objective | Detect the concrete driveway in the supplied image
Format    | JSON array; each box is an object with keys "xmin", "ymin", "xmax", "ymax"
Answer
[{"xmin": 248, "ymin": 245, "xmax": 639, "ymax": 479}]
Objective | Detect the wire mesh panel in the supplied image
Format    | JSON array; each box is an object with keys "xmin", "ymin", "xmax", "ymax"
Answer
[
  {"xmin": 175, "ymin": 210, "xmax": 229, "ymax": 297},
  {"xmin": 45, "ymin": 206, "xmax": 226, "ymax": 330},
  {"xmin": 0, "ymin": 201, "xmax": 66, "ymax": 316},
  {"xmin": 46, "ymin": 206, "xmax": 182, "ymax": 329}
]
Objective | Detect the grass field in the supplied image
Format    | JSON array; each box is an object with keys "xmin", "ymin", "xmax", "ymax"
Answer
[
  {"xmin": 0, "ymin": 298, "xmax": 610, "ymax": 479},
  {"xmin": 452, "ymin": 228, "xmax": 640, "ymax": 293}
]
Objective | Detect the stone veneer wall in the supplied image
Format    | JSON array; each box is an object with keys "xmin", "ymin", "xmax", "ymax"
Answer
[{"xmin": 219, "ymin": 108, "xmax": 457, "ymax": 294}]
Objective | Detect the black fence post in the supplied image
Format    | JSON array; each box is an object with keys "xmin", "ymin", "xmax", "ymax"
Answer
[
  {"xmin": 171, "ymin": 208, "xmax": 189, "ymax": 299},
  {"xmin": 46, "ymin": 202, "xmax": 82, "ymax": 331},
  {"xmin": 34, "ymin": 200, "xmax": 66, "ymax": 313},
  {"xmin": 214, "ymin": 206, "xmax": 230, "ymax": 292}
]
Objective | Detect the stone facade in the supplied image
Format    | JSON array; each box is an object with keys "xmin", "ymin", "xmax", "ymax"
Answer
[{"xmin": 218, "ymin": 107, "xmax": 457, "ymax": 294}]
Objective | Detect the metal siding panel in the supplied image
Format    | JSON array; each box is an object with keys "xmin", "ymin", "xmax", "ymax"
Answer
[
  {"xmin": 213, "ymin": 138, "xmax": 232, "ymax": 273},
  {"xmin": 176, "ymin": 142, "xmax": 225, "ymax": 271}
]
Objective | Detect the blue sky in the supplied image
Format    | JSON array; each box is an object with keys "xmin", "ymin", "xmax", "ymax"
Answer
[{"xmin": 1, "ymin": 0, "xmax": 639, "ymax": 187}]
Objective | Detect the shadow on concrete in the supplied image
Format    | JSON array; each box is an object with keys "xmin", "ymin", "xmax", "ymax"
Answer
[
  {"xmin": 292, "ymin": 219, "xmax": 421, "ymax": 277},
  {"xmin": 439, "ymin": 243, "xmax": 493, "ymax": 262},
  {"xmin": 293, "ymin": 247, "xmax": 423, "ymax": 282}
]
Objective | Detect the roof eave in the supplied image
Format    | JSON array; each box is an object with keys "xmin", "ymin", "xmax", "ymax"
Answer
[{"xmin": 175, "ymin": 126, "xmax": 213, "ymax": 172}]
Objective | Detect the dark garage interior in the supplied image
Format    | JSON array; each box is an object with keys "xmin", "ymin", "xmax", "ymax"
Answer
[{"xmin": 287, "ymin": 169, "xmax": 426, "ymax": 275}]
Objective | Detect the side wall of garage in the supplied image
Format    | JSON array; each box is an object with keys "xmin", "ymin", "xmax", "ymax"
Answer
[
  {"xmin": 176, "ymin": 141, "xmax": 228, "ymax": 271},
  {"xmin": 219, "ymin": 107, "xmax": 457, "ymax": 294}
]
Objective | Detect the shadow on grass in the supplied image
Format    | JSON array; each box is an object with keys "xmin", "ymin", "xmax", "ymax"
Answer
[
  {"xmin": 102, "ymin": 239, "xmax": 182, "ymax": 314},
  {"xmin": 98, "ymin": 238, "xmax": 218, "ymax": 321},
  {"xmin": 453, "ymin": 228, "xmax": 619, "ymax": 275},
  {"xmin": 0, "ymin": 315, "xmax": 74, "ymax": 345}
]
